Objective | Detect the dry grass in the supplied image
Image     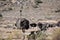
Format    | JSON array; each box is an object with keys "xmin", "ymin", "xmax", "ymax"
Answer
[
  {"xmin": 52, "ymin": 27, "xmax": 60, "ymax": 40},
  {"xmin": 46, "ymin": 27, "xmax": 60, "ymax": 40},
  {"xmin": 0, "ymin": 28, "xmax": 22, "ymax": 40}
]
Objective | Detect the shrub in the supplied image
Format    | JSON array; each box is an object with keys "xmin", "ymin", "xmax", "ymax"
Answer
[
  {"xmin": 28, "ymin": 30, "xmax": 46, "ymax": 40},
  {"xmin": 35, "ymin": 0, "xmax": 43, "ymax": 5},
  {"xmin": 36, "ymin": 30, "xmax": 46, "ymax": 40},
  {"xmin": 32, "ymin": 5, "xmax": 38, "ymax": 8},
  {"xmin": 8, "ymin": 8, "xmax": 13, "ymax": 10},
  {"xmin": 33, "ymin": 0, "xmax": 43, "ymax": 8},
  {"xmin": 0, "ymin": 14, "xmax": 3, "ymax": 18},
  {"xmin": 0, "ymin": 0, "xmax": 6, "ymax": 1}
]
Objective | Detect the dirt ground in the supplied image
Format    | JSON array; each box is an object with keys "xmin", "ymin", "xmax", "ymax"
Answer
[{"xmin": 0, "ymin": 0, "xmax": 60, "ymax": 40}]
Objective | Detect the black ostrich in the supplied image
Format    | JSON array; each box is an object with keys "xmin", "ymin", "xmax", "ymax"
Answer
[
  {"xmin": 15, "ymin": 18, "xmax": 30, "ymax": 40},
  {"xmin": 15, "ymin": 18, "xmax": 29, "ymax": 30},
  {"xmin": 20, "ymin": 18, "xmax": 29, "ymax": 30}
]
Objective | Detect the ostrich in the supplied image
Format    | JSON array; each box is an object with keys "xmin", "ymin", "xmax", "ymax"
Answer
[
  {"xmin": 15, "ymin": 18, "xmax": 29, "ymax": 30},
  {"xmin": 20, "ymin": 18, "xmax": 29, "ymax": 30},
  {"xmin": 15, "ymin": 18, "xmax": 30, "ymax": 40}
]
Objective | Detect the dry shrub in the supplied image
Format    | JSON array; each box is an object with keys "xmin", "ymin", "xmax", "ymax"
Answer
[
  {"xmin": 36, "ymin": 30, "xmax": 46, "ymax": 40},
  {"xmin": 0, "ymin": 14, "xmax": 3, "ymax": 18}
]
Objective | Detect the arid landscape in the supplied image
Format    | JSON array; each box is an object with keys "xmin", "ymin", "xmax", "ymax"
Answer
[{"xmin": 0, "ymin": 0, "xmax": 60, "ymax": 40}]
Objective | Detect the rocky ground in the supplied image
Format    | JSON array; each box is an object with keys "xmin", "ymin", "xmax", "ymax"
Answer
[{"xmin": 0, "ymin": 0, "xmax": 60, "ymax": 40}]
